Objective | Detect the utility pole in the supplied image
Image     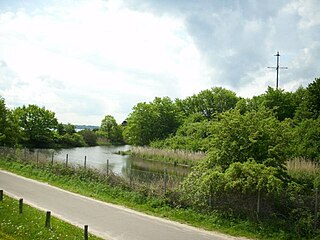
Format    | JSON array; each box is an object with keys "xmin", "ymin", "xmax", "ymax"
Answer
[{"xmin": 268, "ymin": 51, "xmax": 288, "ymax": 89}]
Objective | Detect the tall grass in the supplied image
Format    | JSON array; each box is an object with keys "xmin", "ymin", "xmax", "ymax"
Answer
[
  {"xmin": 287, "ymin": 157, "xmax": 319, "ymax": 173},
  {"xmin": 131, "ymin": 146, "xmax": 206, "ymax": 166}
]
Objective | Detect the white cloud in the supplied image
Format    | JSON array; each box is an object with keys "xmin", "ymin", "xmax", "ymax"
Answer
[
  {"xmin": 0, "ymin": 0, "xmax": 319, "ymax": 124},
  {"xmin": 0, "ymin": 0, "xmax": 207, "ymax": 124}
]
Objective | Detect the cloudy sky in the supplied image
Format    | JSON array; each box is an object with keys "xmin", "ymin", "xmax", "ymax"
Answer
[{"xmin": 0, "ymin": 0, "xmax": 319, "ymax": 125}]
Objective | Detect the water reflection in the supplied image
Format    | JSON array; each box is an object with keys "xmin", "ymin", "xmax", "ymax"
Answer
[{"xmin": 44, "ymin": 145, "xmax": 190, "ymax": 178}]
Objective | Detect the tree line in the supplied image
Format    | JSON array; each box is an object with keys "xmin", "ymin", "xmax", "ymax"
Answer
[
  {"xmin": 124, "ymin": 78, "xmax": 320, "ymax": 163},
  {"xmin": 0, "ymin": 102, "xmax": 124, "ymax": 148}
]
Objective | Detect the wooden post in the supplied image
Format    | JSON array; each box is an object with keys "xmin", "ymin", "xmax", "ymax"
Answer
[
  {"xmin": 84, "ymin": 156, "xmax": 87, "ymax": 169},
  {"xmin": 0, "ymin": 190, "xmax": 3, "ymax": 201},
  {"xmin": 66, "ymin": 154, "xmax": 69, "ymax": 167},
  {"xmin": 84, "ymin": 225, "xmax": 89, "ymax": 240},
  {"xmin": 107, "ymin": 159, "xmax": 109, "ymax": 176},
  {"xmin": 164, "ymin": 168, "xmax": 167, "ymax": 195},
  {"xmin": 129, "ymin": 164, "xmax": 133, "ymax": 188},
  {"xmin": 24, "ymin": 148, "xmax": 27, "ymax": 161},
  {"xmin": 208, "ymin": 185, "xmax": 212, "ymax": 208},
  {"xmin": 51, "ymin": 152, "xmax": 54, "ymax": 165},
  {"xmin": 315, "ymin": 188, "xmax": 318, "ymax": 229},
  {"xmin": 36, "ymin": 150, "xmax": 39, "ymax": 167},
  {"xmin": 19, "ymin": 198, "xmax": 23, "ymax": 214},
  {"xmin": 257, "ymin": 190, "xmax": 261, "ymax": 220},
  {"xmin": 45, "ymin": 211, "xmax": 51, "ymax": 228}
]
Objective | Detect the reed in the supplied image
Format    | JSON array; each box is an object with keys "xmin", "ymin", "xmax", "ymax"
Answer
[
  {"xmin": 286, "ymin": 157, "xmax": 319, "ymax": 173},
  {"xmin": 131, "ymin": 146, "xmax": 206, "ymax": 166}
]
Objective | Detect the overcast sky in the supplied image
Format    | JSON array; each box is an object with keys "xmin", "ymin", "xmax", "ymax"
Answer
[{"xmin": 0, "ymin": 0, "xmax": 319, "ymax": 125}]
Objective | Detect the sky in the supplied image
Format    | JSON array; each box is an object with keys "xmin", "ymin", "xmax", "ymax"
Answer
[{"xmin": 0, "ymin": 0, "xmax": 319, "ymax": 125}]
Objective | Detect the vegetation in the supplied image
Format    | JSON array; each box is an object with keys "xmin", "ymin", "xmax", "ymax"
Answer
[
  {"xmin": 0, "ymin": 194, "xmax": 101, "ymax": 240},
  {"xmin": 0, "ymin": 156, "xmax": 312, "ymax": 240},
  {"xmin": 1, "ymin": 77, "xmax": 320, "ymax": 239}
]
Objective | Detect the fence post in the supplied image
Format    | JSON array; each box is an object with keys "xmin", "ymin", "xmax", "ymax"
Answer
[
  {"xmin": 208, "ymin": 185, "xmax": 212, "ymax": 208},
  {"xmin": 51, "ymin": 152, "xmax": 54, "ymax": 165},
  {"xmin": 129, "ymin": 164, "xmax": 133, "ymax": 188},
  {"xmin": 24, "ymin": 148, "xmax": 27, "ymax": 161},
  {"xmin": 164, "ymin": 168, "xmax": 167, "ymax": 195},
  {"xmin": 256, "ymin": 190, "xmax": 261, "ymax": 220},
  {"xmin": 45, "ymin": 211, "xmax": 51, "ymax": 228},
  {"xmin": 107, "ymin": 159, "xmax": 109, "ymax": 176},
  {"xmin": 36, "ymin": 150, "xmax": 39, "ymax": 167},
  {"xmin": 19, "ymin": 198, "xmax": 23, "ymax": 214},
  {"xmin": 84, "ymin": 225, "xmax": 89, "ymax": 240},
  {"xmin": 315, "ymin": 188, "xmax": 318, "ymax": 229},
  {"xmin": 84, "ymin": 156, "xmax": 87, "ymax": 169},
  {"xmin": 66, "ymin": 154, "xmax": 69, "ymax": 167},
  {"xmin": 0, "ymin": 190, "xmax": 3, "ymax": 201}
]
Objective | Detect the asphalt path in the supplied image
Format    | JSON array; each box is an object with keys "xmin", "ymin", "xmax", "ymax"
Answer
[{"xmin": 0, "ymin": 170, "xmax": 247, "ymax": 240}]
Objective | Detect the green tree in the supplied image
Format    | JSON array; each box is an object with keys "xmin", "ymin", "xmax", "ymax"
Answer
[
  {"xmin": 14, "ymin": 105, "xmax": 58, "ymax": 148},
  {"xmin": 79, "ymin": 129, "xmax": 97, "ymax": 146},
  {"xmin": 124, "ymin": 97, "xmax": 180, "ymax": 145},
  {"xmin": 295, "ymin": 78, "xmax": 320, "ymax": 120},
  {"xmin": 151, "ymin": 114, "xmax": 214, "ymax": 152},
  {"xmin": 292, "ymin": 117, "xmax": 320, "ymax": 162},
  {"xmin": 208, "ymin": 108, "xmax": 291, "ymax": 170},
  {"xmin": 99, "ymin": 115, "xmax": 123, "ymax": 144},
  {"xmin": 0, "ymin": 97, "xmax": 19, "ymax": 146},
  {"xmin": 260, "ymin": 87, "xmax": 296, "ymax": 121},
  {"xmin": 176, "ymin": 87, "xmax": 239, "ymax": 119}
]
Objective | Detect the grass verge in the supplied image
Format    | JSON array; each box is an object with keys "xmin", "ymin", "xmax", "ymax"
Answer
[
  {"xmin": 0, "ymin": 158, "xmax": 317, "ymax": 240},
  {"xmin": 0, "ymin": 194, "xmax": 102, "ymax": 240}
]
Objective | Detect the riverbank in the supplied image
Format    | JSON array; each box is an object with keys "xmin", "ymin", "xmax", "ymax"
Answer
[{"xmin": 1, "ymin": 156, "xmax": 314, "ymax": 240}]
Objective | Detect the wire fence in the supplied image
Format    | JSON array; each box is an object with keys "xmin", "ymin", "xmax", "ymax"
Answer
[{"xmin": 0, "ymin": 147, "xmax": 185, "ymax": 196}]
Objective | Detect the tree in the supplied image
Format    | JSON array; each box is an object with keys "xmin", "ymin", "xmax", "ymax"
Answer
[
  {"xmin": 0, "ymin": 97, "xmax": 19, "ymax": 146},
  {"xmin": 14, "ymin": 105, "xmax": 58, "ymax": 148},
  {"xmin": 295, "ymin": 78, "xmax": 320, "ymax": 120},
  {"xmin": 79, "ymin": 129, "xmax": 97, "ymax": 146},
  {"xmin": 181, "ymin": 108, "xmax": 291, "ymax": 210},
  {"xmin": 99, "ymin": 115, "xmax": 123, "ymax": 144},
  {"xmin": 260, "ymin": 87, "xmax": 296, "ymax": 121},
  {"xmin": 208, "ymin": 108, "xmax": 291, "ymax": 170},
  {"xmin": 176, "ymin": 87, "xmax": 239, "ymax": 119},
  {"xmin": 124, "ymin": 97, "xmax": 181, "ymax": 145},
  {"xmin": 292, "ymin": 117, "xmax": 320, "ymax": 162}
]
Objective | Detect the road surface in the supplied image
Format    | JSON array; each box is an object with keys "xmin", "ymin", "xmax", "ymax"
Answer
[{"xmin": 0, "ymin": 170, "xmax": 246, "ymax": 240}]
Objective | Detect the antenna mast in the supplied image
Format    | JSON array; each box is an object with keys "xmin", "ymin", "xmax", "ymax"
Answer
[{"xmin": 268, "ymin": 51, "xmax": 288, "ymax": 89}]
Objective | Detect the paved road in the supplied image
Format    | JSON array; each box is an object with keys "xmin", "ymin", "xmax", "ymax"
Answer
[{"xmin": 0, "ymin": 170, "xmax": 245, "ymax": 240}]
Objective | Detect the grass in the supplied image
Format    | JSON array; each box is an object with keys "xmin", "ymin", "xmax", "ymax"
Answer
[
  {"xmin": 0, "ymin": 194, "xmax": 102, "ymax": 240},
  {"xmin": 0, "ymin": 156, "xmax": 319, "ymax": 240},
  {"xmin": 287, "ymin": 157, "xmax": 319, "ymax": 173},
  {"xmin": 131, "ymin": 146, "xmax": 206, "ymax": 166}
]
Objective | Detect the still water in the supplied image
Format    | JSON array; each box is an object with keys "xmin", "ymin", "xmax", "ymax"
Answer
[{"xmin": 50, "ymin": 145, "xmax": 190, "ymax": 177}]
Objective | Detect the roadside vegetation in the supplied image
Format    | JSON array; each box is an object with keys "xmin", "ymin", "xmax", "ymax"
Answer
[{"xmin": 0, "ymin": 194, "xmax": 102, "ymax": 240}]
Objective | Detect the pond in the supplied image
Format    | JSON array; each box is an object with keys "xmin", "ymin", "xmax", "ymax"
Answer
[{"xmin": 47, "ymin": 145, "xmax": 190, "ymax": 178}]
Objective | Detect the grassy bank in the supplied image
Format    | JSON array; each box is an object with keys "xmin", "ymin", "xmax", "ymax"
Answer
[
  {"xmin": 0, "ymin": 194, "xmax": 102, "ymax": 240},
  {"xmin": 1, "ymin": 157, "xmax": 316, "ymax": 240}
]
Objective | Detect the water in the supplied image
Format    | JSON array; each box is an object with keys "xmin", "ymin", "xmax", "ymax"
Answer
[{"xmin": 47, "ymin": 145, "xmax": 190, "ymax": 178}]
